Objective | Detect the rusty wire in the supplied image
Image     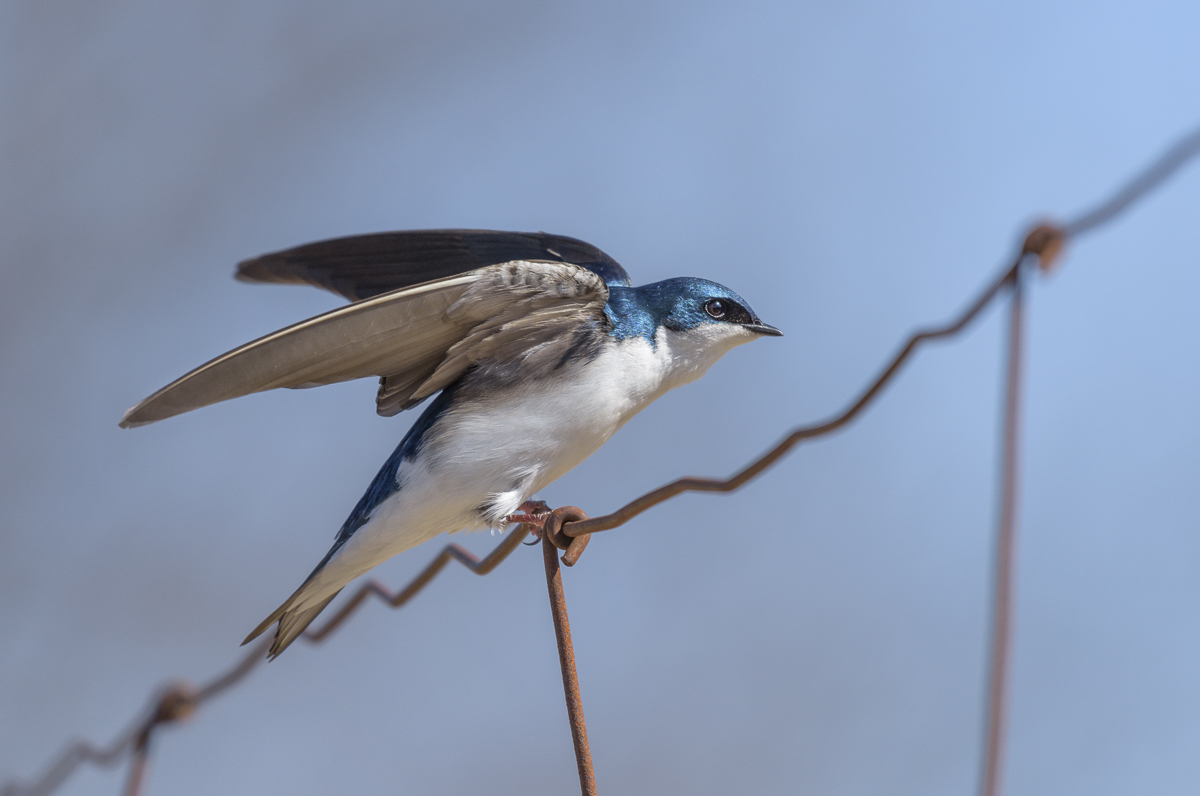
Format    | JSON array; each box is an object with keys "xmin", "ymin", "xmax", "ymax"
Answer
[
  {"xmin": 980, "ymin": 264, "xmax": 1026, "ymax": 796},
  {"xmin": 542, "ymin": 508, "xmax": 599, "ymax": 796},
  {"xmin": 3, "ymin": 125, "xmax": 1199, "ymax": 796}
]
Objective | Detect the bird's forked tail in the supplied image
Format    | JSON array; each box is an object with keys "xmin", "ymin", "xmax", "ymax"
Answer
[{"xmin": 242, "ymin": 584, "xmax": 343, "ymax": 660}]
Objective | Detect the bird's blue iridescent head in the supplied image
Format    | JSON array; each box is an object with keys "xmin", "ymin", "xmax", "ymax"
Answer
[{"xmin": 604, "ymin": 277, "xmax": 782, "ymax": 342}]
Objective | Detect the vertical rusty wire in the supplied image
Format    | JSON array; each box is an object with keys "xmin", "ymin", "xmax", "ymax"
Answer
[
  {"xmin": 121, "ymin": 731, "xmax": 150, "ymax": 796},
  {"xmin": 980, "ymin": 262, "xmax": 1026, "ymax": 796},
  {"xmin": 542, "ymin": 532, "xmax": 597, "ymax": 796}
]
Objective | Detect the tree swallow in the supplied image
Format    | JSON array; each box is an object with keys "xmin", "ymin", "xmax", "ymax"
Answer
[{"xmin": 121, "ymin": 230, "xmax": 782, "ymax": 658}]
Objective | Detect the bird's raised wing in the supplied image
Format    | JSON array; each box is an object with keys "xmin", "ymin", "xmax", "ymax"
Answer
[
  {"xmin": 235, "ymin": 229, "xmax": 631, "ymax": 302},
  {"xmin": 120, "ymin": 261, "xmax": 609, "ymax": 428}
]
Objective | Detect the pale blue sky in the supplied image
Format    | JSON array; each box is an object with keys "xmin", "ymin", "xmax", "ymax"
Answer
[{"xmin": 2, "ymin": 2, "xmax": 1199, "ymax": 794}]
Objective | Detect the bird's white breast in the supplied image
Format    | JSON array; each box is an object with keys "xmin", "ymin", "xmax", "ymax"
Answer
[{"xmin": 414, "ymin": 333, "xmax": 674, "ymax": 523}]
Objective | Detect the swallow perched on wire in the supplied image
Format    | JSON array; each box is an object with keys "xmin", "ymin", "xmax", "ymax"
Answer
[{"xmin": 121, "ymin": 230, "xmax": 782, "ymax": 658}]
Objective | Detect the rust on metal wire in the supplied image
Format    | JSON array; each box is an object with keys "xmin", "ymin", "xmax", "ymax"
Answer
[
  {"xmin": 543, "ymin": 532, "xmax": 598, "ymax": 795},
  {"xmin": 980, "ymin": 268, "xmax": 1026, "ymax": 796},
  {"xmin": 4, "ymin": 125, "xmax": 1200, "ymax": 796},
  {"xmin": 541, "ymin": 506, "xmax": 593, "ymax": 566},
  {"xmin": 1064, "ymin": 126, "xmax": 1200, "ymax": 237},
  {"xmin": 147, "ymin": 683, "xmax": 199, "ymax": 726},
  {"xmin": 116, "ymin": 683, "xmax": 201, "ymax": 796},
  {"xmin": 121, "ymin": 738, "xmax": 150, "ymax": 796},
  {"xmin": 1021, "ymin": 223, "xmax": 1066, "ymax": 273}
]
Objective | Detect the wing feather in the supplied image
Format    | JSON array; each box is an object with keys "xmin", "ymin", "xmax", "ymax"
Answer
[
  {"xmin": 121, "ymin": 261, "xmax": 610, "ymax": 428},
  {"xmin": 119, "ymin": 273, "xmax": 478, "ymax": 427}
]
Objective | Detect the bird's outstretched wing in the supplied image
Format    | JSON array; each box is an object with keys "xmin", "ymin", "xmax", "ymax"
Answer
[
  {"xmin": 235, "ymin": 229, "xmax": 631, "ymax": 302},
  {"xmin": 120, "ymin": 261, "xmax": 609, "ymax": 427}
]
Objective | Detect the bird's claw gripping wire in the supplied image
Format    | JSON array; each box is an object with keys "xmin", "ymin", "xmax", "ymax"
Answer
[{"xmin": 507, "ymin": 500, "xmax": 552, "ymax": 533}]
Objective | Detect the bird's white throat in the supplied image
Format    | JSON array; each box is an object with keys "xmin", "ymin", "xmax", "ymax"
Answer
[{"xmin": 647, "ymin": 322, "xmax": 759, "ymax": 396}]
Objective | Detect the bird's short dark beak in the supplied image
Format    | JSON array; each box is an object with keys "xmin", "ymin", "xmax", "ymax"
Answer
[{"xmin": 745, "ymin": 321, "xmax": 783, "ymax": 337}]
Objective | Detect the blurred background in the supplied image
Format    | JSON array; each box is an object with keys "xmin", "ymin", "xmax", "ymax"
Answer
[{"xmin": 2, "ymin": 2, "xmax": 1199, "ymax": 794}]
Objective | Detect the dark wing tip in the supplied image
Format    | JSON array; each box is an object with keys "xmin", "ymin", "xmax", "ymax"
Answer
[
  {"xmin": 233, "ymin": 260, "xmax": 266, "ymax": 284},
  {"xmin": 235, "ymin": 251, "xmax": 335, "ymax": 292},
  {"xmin": 119, "ymin": 404, "xmax": 153, "ymax": 429},
  {"xmin": 231, "ymin": 229, "xmax": 631, "ymax": 302}
]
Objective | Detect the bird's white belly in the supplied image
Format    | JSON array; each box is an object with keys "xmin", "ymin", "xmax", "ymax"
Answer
[{"xmin": 306, "ymin": 339, "xmax": 671, "ymax": 598}]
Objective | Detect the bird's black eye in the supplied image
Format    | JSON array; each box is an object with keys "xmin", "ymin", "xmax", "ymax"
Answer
[{"xmin": 704, "ymin": 299, "xmax": 727, "ymax": 319}]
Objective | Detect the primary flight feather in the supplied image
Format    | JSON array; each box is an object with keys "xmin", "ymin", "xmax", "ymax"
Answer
[{"xmin": 122, "ymin": 229, "xmax": 781, "ymax": 658}]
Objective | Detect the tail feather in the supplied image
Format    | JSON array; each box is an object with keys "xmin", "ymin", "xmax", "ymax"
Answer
[{"xmin": 243, "ymin": 587, "xmax": 343, "ymax": 660}]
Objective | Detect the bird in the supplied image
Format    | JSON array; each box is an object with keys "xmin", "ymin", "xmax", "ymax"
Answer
[{"xmin": 120, "ymin": 229, "xmax": 782, "ymax": 658}]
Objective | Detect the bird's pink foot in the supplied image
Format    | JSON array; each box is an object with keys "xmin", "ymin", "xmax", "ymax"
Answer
[{"xmin": 505, "ymin": 500, "xmax": 551, "ymax": 534}]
